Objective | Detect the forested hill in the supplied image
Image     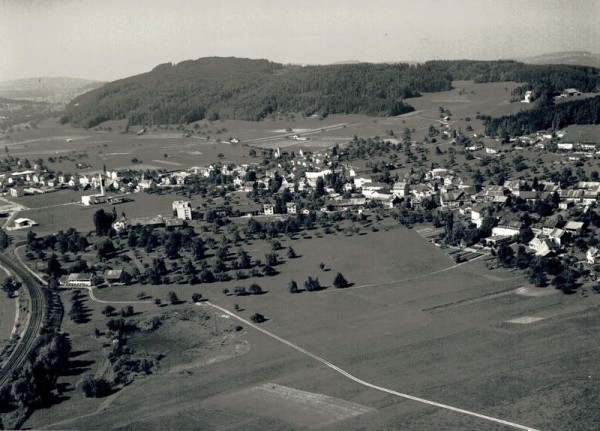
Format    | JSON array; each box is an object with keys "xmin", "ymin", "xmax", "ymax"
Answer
[
  {"xmin": 484, "ymin": 96, "xmax": 600, "ymax": 137},
  {"xmin": 64, "ymin": 57, "xmax": 599, "ymax": 128}
]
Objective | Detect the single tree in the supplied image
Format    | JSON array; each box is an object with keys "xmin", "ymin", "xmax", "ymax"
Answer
[
  {"xmin": 120, "ymin": 305, "xmax": 134, "ymax": 317},
  {"xmin": 288, "ymin": 280, "xmax": 299, "ymax": 294},
  {"xmin": 250, "ymin": 313, "xmax": 266, "ymax": 323},
  {"xmin": 102, "ymin": 305, "xmax": 116, "ymax": 316},
  {"xmin": 168, "ymin": 291, "xmax": 179, "ymax": 304},
  {"xmin": 333, "ymin": 272, "xmax": 349, "ymax": 289},
  {"xmin": 248, "ymin": 283, "xmax": 262, "ymax": 295},
  {"xmin": 47, "ymin": 253, "xmax": 62, "ymax": 278}
]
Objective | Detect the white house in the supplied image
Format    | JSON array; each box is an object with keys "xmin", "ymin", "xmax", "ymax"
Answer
[
  {"xmin": 587, "ymin": 247, "xmax": 599, "ymax": 265},
  {"xmin": 470, "ymin": 204, "xmax": 487, "ymax": 228},
  {"xmin": 286, "ymin": 202, "xmax": 297, "ymax": 214},
  {"xmin": 528, "ymin": 237, "xmax": 553, "ymax": 256},
  {"xmin": 557, "ymin": 143, "xmax": 574, "ymax": 151},
  {"xmin": 392, "ymin": 181, "xmax": 409, "ymax": 198},
  {"xmin": 172, "ymin": 200, "xmax": 192, "ymax": 220},
  {"xmin": 263, "ymin": 203, "xmax": 275, "ymax": 215}
]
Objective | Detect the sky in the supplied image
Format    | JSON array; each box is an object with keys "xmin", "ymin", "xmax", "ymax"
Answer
[{"xmin": 1, "ymin": 0, "xmax": 599, "ymax": 82}]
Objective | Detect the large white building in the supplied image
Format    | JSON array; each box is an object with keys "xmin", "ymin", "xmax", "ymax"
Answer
[{"xmin": 172, "ymin": 200, "xmax": 192, "ymax": 220}]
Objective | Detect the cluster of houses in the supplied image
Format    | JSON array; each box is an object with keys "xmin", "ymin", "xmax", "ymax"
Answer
[
  {"xmin": 3, "ymin": 168, "xmax": 156, "ymax": 198},
  {"xmin": 463, "ymin": 177, "xmax": 598, "ymax": 259}
]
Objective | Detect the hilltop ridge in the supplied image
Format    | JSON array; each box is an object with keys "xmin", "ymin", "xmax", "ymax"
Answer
[{"xmin": 63, "ymin": 57, "xmax": 599, "ymax": 128}]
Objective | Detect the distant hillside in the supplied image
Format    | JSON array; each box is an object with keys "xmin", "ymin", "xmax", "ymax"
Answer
[
  {"xmin": 519, "ymin": 51, "xmax": 600, "ymax": 68},
  {"xmin": 0, "ymin": 77, "xmax": 104, "ymax": 106},
  {"xmin": 64, "ymin": 57, "xmax": 600, "ymax": 128},
  {"xmin": 484, "ymin": 95, "xmax": 600, "ymax": 137}
]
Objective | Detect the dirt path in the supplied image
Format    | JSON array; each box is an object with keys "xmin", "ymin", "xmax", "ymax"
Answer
[
  {"xmin": 84, "ymin": 286, "xmax": 152, "ymax": 305},
  {"xmin": 201, "ymin": 301, "xmax": 540, "ymax": 431},
  {"xmin": 317, "ymin": 253, "xmax": 488, "ymax": 295}
]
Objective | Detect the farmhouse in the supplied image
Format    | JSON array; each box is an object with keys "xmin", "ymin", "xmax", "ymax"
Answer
[
  {"xmin": 563, "ymin": 221, "xmax": 584, "ymax": 235},
  {"xmin": 129, "ymin": 215, "xmax": 165, "ymax": 227},
  {"xmin": 236, "ymin": 204, "xmax": 262, "ymax": 217},
  {"xmin": 103, "ymin": 269, "xmax": 124, "ymax": 285},
  {"xmin": 440, "ymin": 190, "xmax": 465, "ymax": 209},
  {"xmin": 560, "ymin": 88, "xmax": 581, "ymax": 97}
]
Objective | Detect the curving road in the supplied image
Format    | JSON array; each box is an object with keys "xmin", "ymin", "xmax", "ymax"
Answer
[{"xmin": 0, "ymin": 248, "xmax": 46, "ymax": 389}]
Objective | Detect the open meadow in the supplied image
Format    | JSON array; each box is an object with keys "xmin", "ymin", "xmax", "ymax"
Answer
[{"xmin": 21, "ymin": 226, "xmax": 600, "ymax": 431}]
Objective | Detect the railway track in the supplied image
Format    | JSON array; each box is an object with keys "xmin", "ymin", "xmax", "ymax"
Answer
[{"xmin": 0, "ymin": 248, "xmax": 48, "ymax": 389}]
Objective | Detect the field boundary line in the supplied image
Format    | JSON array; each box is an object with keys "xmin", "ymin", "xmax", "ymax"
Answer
[
  {"xmin": 201, "ymin": 301, "xmax": 540, "ymax": 431},
  {"xmin": 318, "ymin": 253, "xmax": 487, "ymax": 295}
]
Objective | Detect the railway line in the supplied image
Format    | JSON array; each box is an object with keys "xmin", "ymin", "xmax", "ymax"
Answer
[{"xmin": 0, "ymin": 248, "xmax": 48, "ymax": 389}]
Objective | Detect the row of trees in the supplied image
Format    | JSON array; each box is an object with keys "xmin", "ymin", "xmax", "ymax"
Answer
[
  {"xmin": 2, "ymin": 331, "xmax": 71, "ymax": 408},
  {"xmin": 289, "ymin": 272, "xmax": 349, "ymax": 293}
]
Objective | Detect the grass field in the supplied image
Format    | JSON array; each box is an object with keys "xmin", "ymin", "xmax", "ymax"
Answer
[
  {"xmin": 22, "ymin": 225, "xmax": 600, "ymax": 430},
  {"xmin": 6, "ymin": 80, "xmax": 600, "ymax": 430}
]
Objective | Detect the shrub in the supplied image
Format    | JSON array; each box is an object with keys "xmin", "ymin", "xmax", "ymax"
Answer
[
  {"xmin": 248, "ymin": 283, "xmax": 262, "ymax": 295},
  {"xmin": 250, "ymin": 313, "xmax": 266, "ymax": 323},
  {"xmin": 81, "ymin": 374, "xmax": 112, "ymax": 398}
]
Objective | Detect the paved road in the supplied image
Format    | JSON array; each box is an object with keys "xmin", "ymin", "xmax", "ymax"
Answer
[{"xmin": 0, "ymin": 248, "xmax": 46, "ymax": 389}]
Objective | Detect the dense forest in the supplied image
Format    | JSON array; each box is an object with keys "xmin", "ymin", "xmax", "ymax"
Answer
[
  {"xmin": 484, "ymin": 96, "xmax": 600, "ymax": 137},
  {"xmin": 63, "ymin": 57, "xmax": 600, "ymax": 128}
]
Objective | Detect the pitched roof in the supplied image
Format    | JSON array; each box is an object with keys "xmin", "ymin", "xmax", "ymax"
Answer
[
  {"xmin": 104, "ymin": 269, "xmax": 123, "ymax": 280},
  {"xmin": 564, "ymin": 221, "xmax": 584, "ymax": 231}
]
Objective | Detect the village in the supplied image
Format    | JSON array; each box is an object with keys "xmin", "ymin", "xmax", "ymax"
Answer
[{"xmin": 0, "ymin": 114, "xmax": 597, "ymax": 295}]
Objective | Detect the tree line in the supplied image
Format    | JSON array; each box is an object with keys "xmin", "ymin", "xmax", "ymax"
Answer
[{"xmin": 484, "ymin": 96, "xmax": 600, "ymax": 137}]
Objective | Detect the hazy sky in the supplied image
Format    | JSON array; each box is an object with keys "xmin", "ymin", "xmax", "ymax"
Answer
[{"xmin": 1, "ymin": 0, "xmax": 598, "ymax": 82}]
